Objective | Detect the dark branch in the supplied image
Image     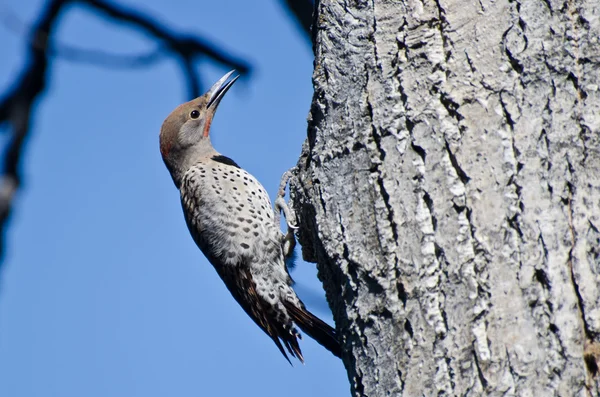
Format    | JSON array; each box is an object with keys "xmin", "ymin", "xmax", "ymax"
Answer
[
  {"xmin": 0, "ymin": 0, "xmax": 252, "ymax": 267},
  {"xmin": 181, "ymin": 56, "xmax": 202, "ymax": 99},
  {"xmin": 80, "ymin": 0, "xmax": 250, "ymax": 82},
  {"xmin": 0, "ymin": 0, "xmax": 66, "ymax": 264}
]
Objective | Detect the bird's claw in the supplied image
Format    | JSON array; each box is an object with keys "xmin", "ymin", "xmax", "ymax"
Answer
[{"xmin": 274, "ymin": 168, "xmax": 298, "ymax": 231}]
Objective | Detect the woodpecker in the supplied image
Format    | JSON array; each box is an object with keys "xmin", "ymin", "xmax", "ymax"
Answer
[{"xmin": 159, "ymin": 71, "xmax": 341, "ymax": 363}]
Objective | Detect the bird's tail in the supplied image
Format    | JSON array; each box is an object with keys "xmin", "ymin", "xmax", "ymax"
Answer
[{"xmin": 284, "ymin": 300, "xmax": 342, "ymax": 359}]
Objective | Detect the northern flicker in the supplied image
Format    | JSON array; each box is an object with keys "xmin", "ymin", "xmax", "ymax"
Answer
[{"xmin": 159, "ymin": 70, "xmax": 341, "ymax": 363}]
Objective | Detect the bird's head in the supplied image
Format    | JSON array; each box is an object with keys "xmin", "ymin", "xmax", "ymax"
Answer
[{"xmin": 160, "ymin": 70, "xmax": 239, "ymax": 187}]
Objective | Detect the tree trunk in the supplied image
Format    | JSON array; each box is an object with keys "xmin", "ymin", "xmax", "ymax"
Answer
[{"xmin": 289, "ymin": 0, "xmax": 600, "ymax": 395}]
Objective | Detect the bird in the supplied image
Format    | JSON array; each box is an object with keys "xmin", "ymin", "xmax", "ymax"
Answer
[{"xmin": 159, "ymin": 70, "xmax": 341, "ymax": 363}]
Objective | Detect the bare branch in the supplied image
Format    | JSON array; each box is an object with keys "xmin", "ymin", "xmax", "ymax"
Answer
[
  {"xmin": 79, "ymin": 0, "xmax": 250, "ymax": 81},
  {"xmin": 0, "ymin": 0, "xmax": 65, "ymax": 263},
  {"xmin": 0, "ymin": 0, "xmax": 252, "ymax": 267},
  {"xmin": 180, "ymin": 56, "xmax": 202, "ymax": 99},
  {"xmin": 53, "ymin": 44, "xmax": 166, "ymax": 69}
]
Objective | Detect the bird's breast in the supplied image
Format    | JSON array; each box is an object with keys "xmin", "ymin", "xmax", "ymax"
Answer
[{"xmin": 180, "ymin": 162, "xmax": 282, "ymax": 266}]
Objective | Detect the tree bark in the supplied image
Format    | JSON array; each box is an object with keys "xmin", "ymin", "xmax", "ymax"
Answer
[{"xmin": 289, "ymin": 0, "xmax": 600, "ymax": 395}]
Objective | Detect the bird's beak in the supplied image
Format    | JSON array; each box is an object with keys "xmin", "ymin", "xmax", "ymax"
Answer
[
  {"xmin": 207, "ymin": 70, "xmax": 239, "ymax": 110},
  {"xmin": 203, "ymin": 70, "xmax": 239, "ymax": 137}
]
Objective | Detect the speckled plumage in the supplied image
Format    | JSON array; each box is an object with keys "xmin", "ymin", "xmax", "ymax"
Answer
[
  {"xmin": 181, "ymin": 159, "xmax": 306, "ymax": 360},
  {"xmin": 159, "ymin": 71, "xmax": 341, "ymax": 363}
]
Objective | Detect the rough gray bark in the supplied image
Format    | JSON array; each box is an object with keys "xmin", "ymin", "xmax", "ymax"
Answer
[{"xmin": 289, "ymin": 0, "xmax": 600, "ymax": 395}]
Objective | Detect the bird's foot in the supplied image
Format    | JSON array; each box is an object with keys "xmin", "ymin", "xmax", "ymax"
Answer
[
  {"xmin": 275, "ymin": 168, "xmax": 298, "ymax": 261},
  {"xmin": 282, "ymin": 228, "xmax": 296, "ymax": 263},
  {"xmin": 274, "ymin": 168, "xmax": 298, "ymax": 230}
]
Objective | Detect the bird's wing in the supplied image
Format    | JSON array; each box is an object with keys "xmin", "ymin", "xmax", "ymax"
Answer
[
  {"xmin": 180, "ymin": 163, "xmax": 306, "ymax": 363},
  {"xmin": 215, "ymin": 262, "xmax": 304, "ymax": 364}
]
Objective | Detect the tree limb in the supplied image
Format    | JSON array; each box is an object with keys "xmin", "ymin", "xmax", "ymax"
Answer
[
  {"xmin": 0, "ymin": 0, "xmax": 65, "ymax": 264},
  {"xmin": 0, "ymin": 0, "xmax": 251, "ymax": 267},
  {"xmin": 79, "ymin": 0, "xmax": 250, "ymax": 78}
]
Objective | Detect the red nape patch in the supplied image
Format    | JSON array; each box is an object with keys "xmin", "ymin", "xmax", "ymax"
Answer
[{"xmin": 160, "ymin": 140, "xmax": 171, "ymax": 158}]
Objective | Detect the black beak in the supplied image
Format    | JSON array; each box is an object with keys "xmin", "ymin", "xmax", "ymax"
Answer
[{"xmin": 206, "ymin": 70, "xmax": 239, "ymax": 109}]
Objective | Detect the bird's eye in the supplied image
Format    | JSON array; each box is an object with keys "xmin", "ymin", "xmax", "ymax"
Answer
[{"xmin": 190, "ymin": 110, "xmax": 200, "ymax": 119}]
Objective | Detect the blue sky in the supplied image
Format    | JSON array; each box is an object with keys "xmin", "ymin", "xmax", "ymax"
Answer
[{"xmin": 0, "ymin": 1, "xmax": 348, "ymax": 396}]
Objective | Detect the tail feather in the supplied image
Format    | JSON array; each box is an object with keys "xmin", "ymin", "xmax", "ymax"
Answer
[
  {"xmin": 284, "ymin": 300, "xmax": 342, "ymax": 359},
  {"xmin": 216, "ymin": 264, "xmax": 305, "ymax": 364},
  {"xmin": 272, "ymin": 319, "xmax": 304, "ymax": 364}
]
